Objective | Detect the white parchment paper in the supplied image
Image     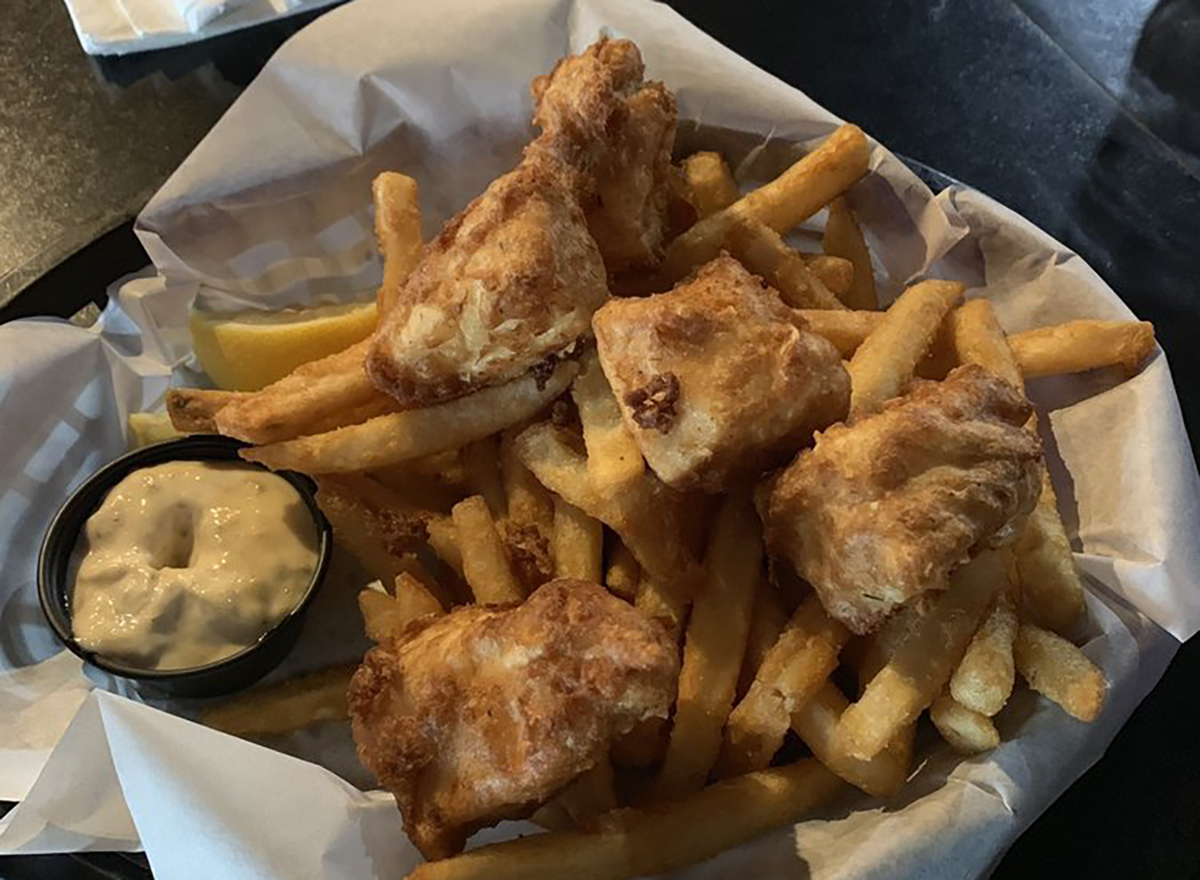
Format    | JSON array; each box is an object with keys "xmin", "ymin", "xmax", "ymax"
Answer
[{"xmin": 2, "ymin": 0, "xmax": 1199, "ymax": 877}]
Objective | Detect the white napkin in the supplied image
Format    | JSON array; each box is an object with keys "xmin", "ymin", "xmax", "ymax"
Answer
[{"xmin": 61, "ymin": 0, "xmax": 340, "ymax": 55}]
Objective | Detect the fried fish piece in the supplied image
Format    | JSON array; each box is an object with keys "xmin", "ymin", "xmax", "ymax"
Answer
[
  {"xmin": 349, "ymin": 579, "xmax": 679, "ymax": 859},
  {"xmin": 365, "ymin": 158, "xmax": 607, "ymax": 409},
  {"xmin": 530, "ymin": 38, "xmax": 677, "ymax": 273},
  {"xmin": 761, "ymin": 364, "xmax": 1042, "ymax": 635},
  {"xmin": 593, "ymin": 254, "xmax": 850, "ymax": 493}
]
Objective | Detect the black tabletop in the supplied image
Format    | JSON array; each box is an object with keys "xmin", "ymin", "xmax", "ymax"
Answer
[{"xmin": 2, "ymin": 1, "xmax": 1199, "ymax": 878}]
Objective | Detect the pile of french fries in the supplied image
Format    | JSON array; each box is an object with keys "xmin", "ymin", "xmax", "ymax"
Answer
[{"xmin": 186, "ymin": 123, "xmax": 1155, "ymax": 880}]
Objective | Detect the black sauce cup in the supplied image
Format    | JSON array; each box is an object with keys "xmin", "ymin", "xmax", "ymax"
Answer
[{"xmin": 38, "ymin": 434, "xmax": 332, "ymax": 698}]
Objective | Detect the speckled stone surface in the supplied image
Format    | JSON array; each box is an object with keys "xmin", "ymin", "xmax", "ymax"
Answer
[{"xmin": 1, "ymin": 2, "xmax": 1198, "ymax": 879}]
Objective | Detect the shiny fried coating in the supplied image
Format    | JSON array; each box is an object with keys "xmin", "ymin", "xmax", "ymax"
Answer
[
  {"xmin": 761, "ymin": 365, "xmax": 1042, "ymax": 634},
  {"xmin": 349, "ymin": 579, "xmax": 679, "ymax": 859},
  {"xmin": 366, "ymin": 160, "xmax": 606, "ymax": 409},
  {"xmin": 530, "ymin": 38, "xmax": 677, "ymax": 272},
  {"xmin": 593, "ymin": 254, "xmax": 850, "ymax": 493}
]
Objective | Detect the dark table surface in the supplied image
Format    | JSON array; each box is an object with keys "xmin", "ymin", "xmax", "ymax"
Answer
[{"xmin": 2, "ymin": 0, "xmax": 1199, "ymax": 878}]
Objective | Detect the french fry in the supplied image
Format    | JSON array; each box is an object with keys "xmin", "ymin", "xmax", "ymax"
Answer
[
  {"xmin": 661, "ymin": 124, "xmax": 871, "ymax": 282},
  {"xmin": 451, "ymin": 496, "xmax": 525, "ymax": 604},
  {"xmin": 462, "ymin": 435, "xmax": 507, "ymax": 517},
  {"xmin": 791, "ymin": 682, "xmax": 911, "ymax": 797},
  {"xmin": 1009, "ymin": 319, "xmax": 1156, "ymax": 378},
  {"xmin": 370, "ymin": 451, "xmax": 471, "ymax": 513},
  {"xmin": 836, "ymin": 549, "xmax": 1007, "ymax": 760},
  {"xmin": 514, "ymin": 423, "xmax": 702, "ymax": 590},
  {"xmin": 1015, "ymin": 476, "xmax": 1086, "ymax": 633},
  {"xmin": 166, "ymin": 387, "xmax": 243, "ymax": 433},
  {"xmin": 604, "ymin": 537, "xmax": 640, "ymax": 602},
  {"xmin": 212, "ymin": 339, "xmax": 391, "ymax": 444},
  {"xmin": 498, "ymin": 429, "xmax": 557, "ymax": 591},
  {"xmin": 555, "ymin": 759, "xmax": 618, "ymax": 830},
  {"xmin": 242, "ymin": 362, "xmax": 577, "ymax": 473},
  {"xmin": 314, "ymin": 475, "xmax": 452, "ymax": 608},
  {"xmin": 853, "ymin": 601, "xmax": 929, "ymax": 691},
  {"xmin": 723, "ymin": 219, "xmax": 845, "ymax": 309},
  {"xmin": 737, "ymin": 578, "xmax": 791, "ymax": 699},
  {"xmin": 805, "ymin": 254, "xmax": 854, "ymax": 297},
  {"xmin": 652, "ymin": 491, "xmax": 762, "ymax": 799},
  {"xmin": 949, "ymin": 591, "xmax": 1018, "ymax": 716},
  {"xmin": 404, "ymin": 759, "xmax": 844, "ymax": 880},
  {"xmin": 359, "ymin": 573, "xmax": 444, "ymax": 642},
  {"xmin": 202, "ymin": 664, "xmax": 356, "ymax": 737},
  {"xmin": 553, "ymin": 497, "xmax": 604, "ymax": 583},
  {"xmin": 822, "ymin": 196, "xmax": 877, "ymax": 310},
  {"xmin": 847, "ymin": 279, "xmax": 965, "ymax": 417},
  {"xmin": 1014, "ymin": 624, "xmax": 1106, "ymax": 722},
  {"xmin": 426, "ymin": 516, "xmax": 465, "ymax": 578},
  {"xmin": 634, "ymin": 574, "xmax": 690, "ymax": 643},
  {"xmin": 373, "ymin": 171, "xmax": 423, "ymax": 316},
  {"xmin": 718, "ymin": 593, "xmax": 849, "ymax": 777},
  {"xmin": 929, "ymin": 693, "xmax": 1000, "ymax": 755},
  {"xmin": 683, "ymin": 151, "xmax": 740, "ymax": 218},
  {"xmin": 949, "ymin": 299, "xmax": 1022, "ymax": 387},
  {"xmin": 796, "ymin": 309, "xmax": 885, "ymax": 357},
  {"xmin": 572, "ymin": 350, "xmax": 645, "ymax": 491}
]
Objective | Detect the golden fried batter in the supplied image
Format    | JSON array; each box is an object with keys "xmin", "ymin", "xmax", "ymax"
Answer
[
  {"xmin": 593, "ymin": 255, "xmax": 850, "ymax": 492},
  {"xmin": 531, "ymin": 38, "xmax": 677, "ymax": 272},
  {"xmin": 761, "ymin": 364, "xmax": 1042, "ymax": 634},
  {"xmin": 349, "ymin": 579, "xmax": 679, "ymax": 859},
  {"xmin": 365, "ymin": 160, "xmax": 606, "ymax": 408}
]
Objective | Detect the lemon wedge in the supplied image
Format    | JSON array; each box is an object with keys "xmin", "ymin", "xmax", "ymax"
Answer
[{"xmin": 190, "ymin": 301, "xmax": 377, "ymax": 391}]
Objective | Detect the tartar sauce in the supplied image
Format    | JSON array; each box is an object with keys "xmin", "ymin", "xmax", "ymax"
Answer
[{"xmin": 71, "ymin": 461, "xmax": 319, "ymax": 670}]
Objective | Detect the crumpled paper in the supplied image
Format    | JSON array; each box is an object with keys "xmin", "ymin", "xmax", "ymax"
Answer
[{"xmin": 2, "ymin": 0, "xmax": 1199, "ymax": 877}]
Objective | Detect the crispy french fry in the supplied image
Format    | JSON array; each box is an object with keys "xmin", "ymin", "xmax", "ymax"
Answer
[
  {"xmin": 854, "ymin": 601, "xmax": 929, "ymax": 692},
  {"xmin": 796, "ymin": 309, "xmax": 885, "ymax": 357},
  {"xmin": 1016, "ymin": 476, "xmax": 1086, "ymax": 633},
  {"xmin": 212, "ymin": 339, "xmax": 392, "ymax": 445},
  {"xmin": 462, "ymin": 435, "xmax": 507, "ymax": 517},
  {"xmin": 404, "ymin": 759, "xmax": 844, "ymax": 880},
  {"xmin": 373, "ymin": 172, "xmax": 423, "ymax": 316},
  {"xmin": 737, "ymin": 578, "xmax": 791, "ymax": 699},
  {"xmin": 805, "ymin": 254, "xmax": 854, "ymax": 297},
  {"xmin": 359, "ymin": 573, "xmax": 443, "ymax": 642},
  {"xmin": 847, "ymin": 279, "xmax": 965, "ymax": 417},
  {"xmin": 501, "ymin": 430, "xmax": 556, "ymax": 537},
  {"xmin": 718, "ymin": 593, "xmax": 850, "ymax": 777},
  {"xmin": 555, "ymin": 759, "xmax": 618, "ymax": 830},
  {"xmin": 723, "ymin": 219, "xmax": 845, "ymax": 309},
  {"xmin": 949, "ymin": 592, "xmax": 1018, "ymax": 716},
  {"xmin": 836, "ymin": 549, "xmax": 1007, "ymax": 760},
  {"xmin": 1014, "ymin": 624, "xmax": 1106, "ymax": 722},
  {"xmin": 634, "ymin": 574, "xmax": 689, "ymax": 643},
  {"xmin": 791, "ymin": 682, "xmax": 911, "ymax": 797},
  {"xmin": 822, "ymin": 196, "xmax": 877, "ymax": 310},
  {"xmin": 451, "ymin": 496, "xmax": 524, "ymax": 604},
  {"xmin": 202, "ymin": 664, "xmax": 356, "ymax": 737},
  {"xmin": 949, "ymin": 299, "xmax": 1023, "ymax": 387},
  {"xmin": 652, "ymin": 491, "xmax": 762, "ymax": 799},
  {"xmin": 553, "ymin": 497, "xmax": 604, "ymax": 583},
  {"xmin": 166, "ymin": 387, "xmax": 243, "ymax": 433},
  {"xmin": 242, "ymin": 362, "xmax": 577, "ymax": 473},
  {"xmin": 426, "ymin": 516, "xmax": 464, "ymax": 578},
  {"xmin": 929, "ymin": 692, "xmax": 1000, "ymax": 755},
  {"xmin": 1009, "ymin": 320, "xmax": 1156, "ymax": 378},
  {"xmin": 683, "ymin": 151, "xmax": 740, "ymax": 218},
  {"xmin": 514, "ymin": 423, "xmax": 702, "ymax": 590},
  {"xmin": 370, "ymin": 451, "xmax": 471, "ymax": 513},
  {"xmin": 572, "ymin": 350, "xmax": 645, "ymax": 491},
  {"xmin": 604, "ymin": 537, "xmax": 640, "ymax": 602},
  {"xmin": 661, "ymin": 124, "xmax": 871, "ymax": 282}
]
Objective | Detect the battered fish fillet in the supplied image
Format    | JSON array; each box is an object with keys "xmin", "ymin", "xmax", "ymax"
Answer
[
  {"xmin": 349, "ymin": 579, "xmax": 679, "ymax": 859},
  {"xmin": 761, "ymin": 364, "xmax": 1042, "ymax": 635},
  {"xmin": 365, "ymin": 158, "xmax": 607, "ymax": 408},
  {"xmin": 593, "ymin": 254, "xmax": 850, "ymax": 493},
  {"xmin": 367, "ymin": 38, "xmax": 676, "ymax": 408},
  {"xmin": 531, "ymin": 38, "xmax": 678, "ymax": 272}
]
